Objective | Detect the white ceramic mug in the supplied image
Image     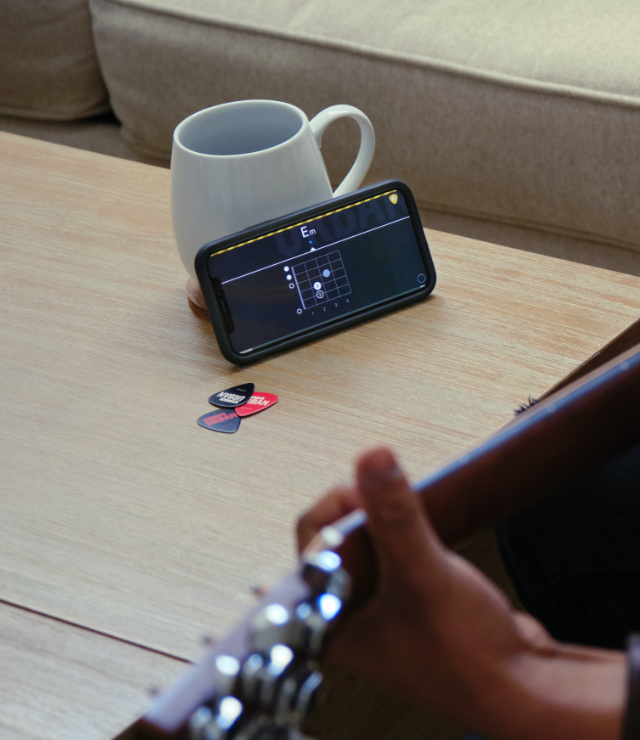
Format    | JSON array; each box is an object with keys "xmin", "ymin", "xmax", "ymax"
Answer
[{"xmin": 171, "ymin": 99, "xmax": 375, "ymax": 278}]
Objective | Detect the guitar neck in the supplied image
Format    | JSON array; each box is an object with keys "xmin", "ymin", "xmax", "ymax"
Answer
[
  {"xmin": 317, "ymin": 339, "xmax": 640, "ymax": 556},
  {"xmin": 419, "ymin": 340, "xmax": 640, "ymax": 547},
  {"xmin": 124, "ymin": 335, "xmax": 640, "ymax": 740}
]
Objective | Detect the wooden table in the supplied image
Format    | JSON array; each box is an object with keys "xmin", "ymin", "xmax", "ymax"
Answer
[{"xmin": 1, "ymin": 130, "xmax": 639, "ymax": 740}]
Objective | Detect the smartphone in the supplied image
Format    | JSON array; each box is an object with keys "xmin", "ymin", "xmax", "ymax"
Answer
[{"xmin": 195, "ymin": 180, "xmax": 436, "ymax": 365}]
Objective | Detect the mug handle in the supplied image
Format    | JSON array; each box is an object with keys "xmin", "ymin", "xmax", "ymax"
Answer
[{"xmin": 309, "ymin": 105, "xmax": 375, "ymax": 197}]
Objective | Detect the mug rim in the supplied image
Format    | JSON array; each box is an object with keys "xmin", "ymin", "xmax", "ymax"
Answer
[{"xmin": 173, "ymin": 99, "xmax": 308, "ymax": 158}]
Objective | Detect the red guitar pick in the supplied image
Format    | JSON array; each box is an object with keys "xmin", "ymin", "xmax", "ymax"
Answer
[{"xmin": 235, "ymin": 392, "xmax": 278, "ymax": 417}]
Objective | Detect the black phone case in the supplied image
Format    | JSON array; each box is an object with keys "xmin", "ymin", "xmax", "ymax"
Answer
[{"xmin": 194, "ymin": 180, "xmax": 436, "ymax": 365}]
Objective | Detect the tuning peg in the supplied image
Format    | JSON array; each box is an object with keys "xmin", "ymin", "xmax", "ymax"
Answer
[
  {"xmin": 294, "ymin": 670, "xmax": 324, "ymax": 719},
  {"xmin": 240, "ymin": 652, "xmax": 266, "ymax": 702},
  {"xmin": 213, "ymin": 655, "xmax": 241, "ymax": 698},
  {"xmin": 189, "ymin": 695, "xmax": 244, "ymax": 740},
  {"xmin": 258, "ymin": 644, "xmax": 295, "ymax": 708},
  {"xmin": 232, "ymin": 715, "xmax": 272, "ymax": 740},
  {"xmin": 292, "ymin": 602, "xmax": 327, "ymax": 656},
  {"xmin": 273, "ymin": 662, "xmax": 323, "ymax": 727},
  {"xmin": 301, "ymin": 551, "xmax": 350, "ymax": 600},
  {"xmin": 189, "ymin": 705, "xmax": 214, "ymax": 739},
  {"xmin": 250, "ymin": 603, "xmax": 305, "ymax": 653}
]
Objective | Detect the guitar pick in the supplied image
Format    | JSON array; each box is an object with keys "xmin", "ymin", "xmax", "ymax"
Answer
[
  {"xmin": 197, "ymin": 408, "xmax": 241, "ymax": 434},
  {"xmin": 209, "ymin": 383, "xmax": 255, "ymax": 408},
  {"xmin": 235, "ymin": 392, "xmax": 279, "ymax": 418}
]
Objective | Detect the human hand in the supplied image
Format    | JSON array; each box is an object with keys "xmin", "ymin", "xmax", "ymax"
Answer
[{"xmin": 297, "ymin": 447, "xmax": 625, "ymax": 740}]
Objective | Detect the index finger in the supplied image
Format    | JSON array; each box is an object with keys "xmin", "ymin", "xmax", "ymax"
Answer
[
  {"xmin": 296, "ymin": 485, "xmax": 360, "ymax": 554},
  {"xmin": 356, "ymin": 447, "xmax": 445, "ymax": 589}
]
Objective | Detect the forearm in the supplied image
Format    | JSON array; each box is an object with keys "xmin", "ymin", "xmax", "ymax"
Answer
[{"xmin": 476, "ymin": 645, "xmax": 626, "ymax": 740}]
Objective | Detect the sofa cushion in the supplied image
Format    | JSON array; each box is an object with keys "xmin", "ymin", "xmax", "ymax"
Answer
[
  {"xmin": 0, "ymin": 114, "xmax": 147, "ymax": 162},
  {"xmin": 0, "ymin": 0, "xmax": 109, "ymax": 120},
  {"xmin": 89, "ymin": 0, "xmax": 640, "ymax": 261}
]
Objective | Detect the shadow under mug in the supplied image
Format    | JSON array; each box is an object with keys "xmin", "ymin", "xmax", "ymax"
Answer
[{"xmin": 171, "ymin": 99, "xmax": 375, "ymax": 279}]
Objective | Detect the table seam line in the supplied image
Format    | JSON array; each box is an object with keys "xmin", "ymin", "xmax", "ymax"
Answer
[{"xmin": 0, "ymin": 597, "xmax": 191, "ymax": 664}]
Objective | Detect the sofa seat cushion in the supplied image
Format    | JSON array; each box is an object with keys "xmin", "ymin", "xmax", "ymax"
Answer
[
  {"xmin": 0, "ymin": 0, "xmax": 109, "ymax": 120},
  {"xmin": 89, "ymin": 0, "xmax": 640, "ymax": 259}
]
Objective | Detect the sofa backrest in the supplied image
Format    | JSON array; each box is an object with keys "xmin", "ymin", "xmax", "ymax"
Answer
[{"xmin": 0, "ymin": 0, "xmax": 109, "ymax": 121}]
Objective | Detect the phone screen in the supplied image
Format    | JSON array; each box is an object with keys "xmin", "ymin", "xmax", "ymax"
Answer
[{"xmin": 207, "ymin": 189, "xmax": 431, "ymax": 355}]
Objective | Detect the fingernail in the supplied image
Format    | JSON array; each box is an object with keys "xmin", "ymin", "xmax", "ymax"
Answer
[{"xmin": 362, "ymin": 450, "xmax": 402, "ymax": 488}]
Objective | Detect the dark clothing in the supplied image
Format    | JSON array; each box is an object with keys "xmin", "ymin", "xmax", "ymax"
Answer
[
  {"xmin": 466, "ymin": 442, "xmax": 640, "ymax": 740},
  {"xmin": 495, "ymin": 441, "xmax": 640, "ymax": 651}
]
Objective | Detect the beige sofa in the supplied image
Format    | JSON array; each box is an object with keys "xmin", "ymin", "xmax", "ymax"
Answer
[
  {"xmin": 4, "ymin": 4, "xmax": 629, "ymax": 736},
  {"xmin": 3, "ymin": 0, "xmax": 640, "ymax": 279}
]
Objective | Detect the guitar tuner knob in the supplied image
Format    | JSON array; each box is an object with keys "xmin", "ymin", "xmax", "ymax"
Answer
[
  {"xmin": 272, "ymin": 661, "xmax": 323, "ymax": 727},
  {"xmin": 188, "ymin": 655, "xmax": 241, "ymax": 735},
  {"xmin": 316, "ymin": 593, "xmax": 343, "ymax": 621},
  {"xmin": 244, "ymin": 644, "xmax": 296, "ymax": 710},
  {"xmin": 258, "ymin": 644, "xmax": 295, "ymax": 709},
  {"xmin": 250, "ymin": 603, "xmax": 306, "ymax": 653},
  {"xmin": 292, "ymin": 602, "xmax": 326, "ymax": 656},
  {"xmin": 267, "ymin": 644, "xmax": 295, "ymax": 677},
  {"xmin": 294, "ymin": 670, "xmax": 324, "ymax": 720},
  {"xmin": 189, "ymin": 695, "xmax": 244, "ymax": 740},
  {"xmin": 301, "ymin": 551, "xmax": 350, "ymax": 600},
  {"xmin": 213, "ymin": 654, "xmax": 241, "ymax": 697},
  {"xmin": 189, "ymin": 706, "xmax": 214, "ymax": 740},
  {"xmin": 241, "ymin": 652, "xmax": 266, "ymax": 702}
]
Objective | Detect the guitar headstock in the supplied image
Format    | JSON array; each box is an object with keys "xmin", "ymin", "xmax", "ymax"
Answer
[{"xmin": 127, "ymin": 547, "xmax": 351, "ymax": 740}]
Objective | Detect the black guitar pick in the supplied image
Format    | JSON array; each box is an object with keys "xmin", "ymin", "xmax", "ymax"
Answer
[
  {"xmin": 209, "ymin": 383, "xmax": 255, "ymax": 408},
  {"xmin": 197, "ymin": 408, "xmax": 241, "ymax": 434}
]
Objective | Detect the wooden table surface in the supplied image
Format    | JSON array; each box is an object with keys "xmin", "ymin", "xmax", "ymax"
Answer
[{"xmin": 1, "ymin": 131, "xmax": 639, "ymax": 740}]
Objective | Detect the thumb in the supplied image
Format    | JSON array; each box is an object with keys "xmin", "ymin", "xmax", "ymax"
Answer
[{"xmin": 356, "ymin": 447, "xmax": 445, "ymax": 588}]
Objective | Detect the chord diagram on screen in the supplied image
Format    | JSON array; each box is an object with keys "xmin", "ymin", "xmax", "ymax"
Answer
[{"xmin": 292, "ymin": 251, "xmax": 351, "ymax": 309}]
